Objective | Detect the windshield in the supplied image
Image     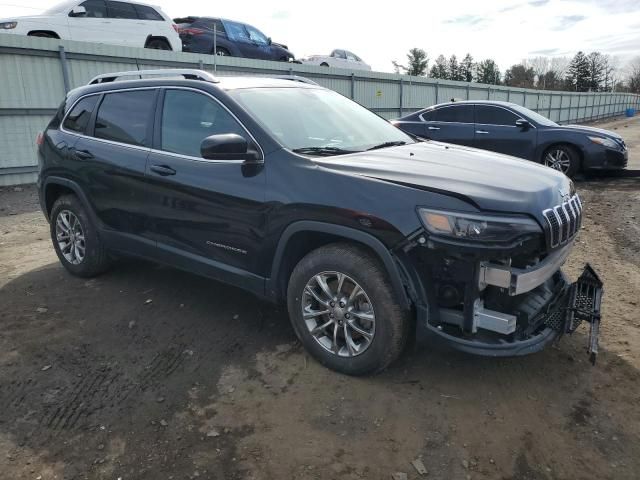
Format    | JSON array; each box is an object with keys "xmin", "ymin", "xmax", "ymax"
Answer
[
  {"xmin": 229, "ymin": 87, "xmax": 413, "ymax": 154},
  {"xmin": 510, "ymin": 104, "xmax": 558, "ymax": 127},
  {"xmin": 44, "ymin": 0, "xmax": 77, "ymax": 14}
]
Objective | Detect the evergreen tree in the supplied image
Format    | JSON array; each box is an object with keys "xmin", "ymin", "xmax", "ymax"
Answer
[
  {"xmin": 476, "ymin": 59, "xmax": 501, "ymax": 85},
  {"xmin": 586, "ymin": 52, "xmax": 606, "ymax": 91},
  {"xmin": 460, "ymin": 53, "xmax": 475, "ymax": 82},
  {"xmin": 447, "ymin": 54, "xmax": 461, "ymax": 81},
  {"xmin": 392, "ymin": 48, "xmax": 429, "ymax": 76},
  {"xmin": 429, "ymin": 54, "xmax": 449, "ymax": 79},
  {"xmin": 567, "ymin": 51, "xmax": 591, "ymax": 91},
  {"xmin": 504, "ymin": 63, "xmax": 535, "ymax": 88}
]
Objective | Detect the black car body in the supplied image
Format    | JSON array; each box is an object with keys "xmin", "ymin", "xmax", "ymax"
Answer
[
  {"xmin": 37, "ymin": 71, "xmax": 603, "ymax": 375},
  {"xmin": 393, "ymin": 100, "xmax": 628, "ymax": 177},
  {"xmin": 174, "ymin": 16, "xmax": 294, "ymax": 61}
]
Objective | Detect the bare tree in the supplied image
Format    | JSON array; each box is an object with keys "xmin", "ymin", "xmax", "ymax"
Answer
[
  {"xmin": 528, "ymin": 56, "xmax": 550, "ymax": 89},
  {"xmin": 627, "ymin": 56, "xmax": 640, "ymax": 93},
  {"xmin": 549, "ymin": 56, "xmax": 570, "ymax": 80}
]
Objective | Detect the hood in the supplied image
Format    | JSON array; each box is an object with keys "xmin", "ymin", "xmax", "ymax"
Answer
[
  {"xmin": 272, "ymin": 42, "xmax": 290, "ymax": 51},
  {"xmin": 557, "ymin": 124, "xmax": 623, "ymax": 141},
  {"xmin": 315, "ymin": 142, "xmax": 571, "ymax": 218}
]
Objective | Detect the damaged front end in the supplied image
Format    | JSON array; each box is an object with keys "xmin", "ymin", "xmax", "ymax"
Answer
[{"xmin": 397, "ymin": 194, "xmax": 604, "ymax": 362}]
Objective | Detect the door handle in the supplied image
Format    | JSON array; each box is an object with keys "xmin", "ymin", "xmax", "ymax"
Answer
[
  {"xmin": 73, "ymin": 149, "xmax": 94, "ymax": 160},
  {"xmin": 475, "ymin": 130, "xmax": 489, "ymax": 134},
  {"xmin": 427, "ymin": 126, "xmax": 440, "ymax": 130},
  {"xmin": 150, "ymin": 164, "xmax": 176, "ymax": 176}
]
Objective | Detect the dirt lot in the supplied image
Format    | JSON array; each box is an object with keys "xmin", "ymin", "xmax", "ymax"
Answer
[{"xmin": 1, "ymin": 117, "xmax": 639, "ymax": 480}]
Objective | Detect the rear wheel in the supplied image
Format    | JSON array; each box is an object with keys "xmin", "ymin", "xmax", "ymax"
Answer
[
  {"xmin": 543, "ymin": 145, "xmax": 580, "ymax": 177},
  {"xmin": 28, "ymin": 32, "xmax": 56, "ymax": 38},
  {"xmin": 145, "ymin": 38, "xmax": 171, "ymax": 50},
  {"xmin": 50, "ymin": 195, "xmax": 111, "ymax": 278},
  {"xmin": 320, "ymin": 62, "xmax": 329, "ymax": 67},
  {"xmin": 287, "ymin": 243, "xmax": 410, "ymax": 375},
  {"xmin": 215, "ymin": 47, "xmax": 230, "ymax": 56}
]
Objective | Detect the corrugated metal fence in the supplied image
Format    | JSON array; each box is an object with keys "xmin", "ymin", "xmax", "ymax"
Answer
[{"xmin": 1, "ymin": 34, "xmax": 639, "ymax": 186}]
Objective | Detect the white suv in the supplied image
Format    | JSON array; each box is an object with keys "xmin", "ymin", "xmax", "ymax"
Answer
[{"xmin": 0, "ymin": 0, "xmax": 181, "ymax": 51}]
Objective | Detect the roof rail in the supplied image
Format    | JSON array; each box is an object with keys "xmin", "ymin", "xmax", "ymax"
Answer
[
  {"xmin": 266, "ymin": 75, "xmax": 319, "ymax": 86},
  {"xmin": 88, "ymin": 69, "xmax": 219, "ymax": 85}
]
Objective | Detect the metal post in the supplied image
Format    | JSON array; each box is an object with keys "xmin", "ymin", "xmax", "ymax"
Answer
[
  {"xmin": 487, "ymin": 85, "xmax": 490, "ymax": 100},
  {"xmin": 213, "ymin": 24, "xmax": 217, "ymax": 73},
  {"xmin": 536, "ymin": 92, "xmax": 540, "ymax": 113},
  {"xmin": 577, "ymin": 94, "xmax": 581, "ymax": 121},
  {"xmin": 198, "ymin": 59, "xmax": 204, "ymax": 71},
  {"xmin": 466, "ymin": 83, "xmax": 470, "ymax": 100},
  {"xmin": 548, "ymin": 93, "xmax": 552, "ymax": 119},
  {"xmin": 506, "ymin": 89, "xmax": 510, "ymax": 102},
  {"xmin": 558, "ymin": 93, "xmax": 563, "ymax": 123},
  {"xmin": 435, "ymin": 82, "xmax": 439, "ymax": 104},
  {"xmin": 399, "ymin": 78, "xmax": 403, "ymax": 117},
  {"xmin": 350, "ymin": 73, "xmax": 355, "ymax": 100},
  {"xmin": 523, "ymin": 90, "xmax": 527, "ymax": 110},
  {"xmin": 58, "ymin": 45, "xmax": 71, "ymax": 93}
]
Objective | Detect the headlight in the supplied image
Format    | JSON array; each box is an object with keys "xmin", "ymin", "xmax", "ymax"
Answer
[
  {"xmin": 417, "ymin": 208, "xmax": 541, "ymax": 242},
  {"xmin": 0, "ymin": 21, "xmax": 17, "ymax": 29},
  {"xmin": 588, "ymin": 136, "xmax": 618, "ymax": 149}
]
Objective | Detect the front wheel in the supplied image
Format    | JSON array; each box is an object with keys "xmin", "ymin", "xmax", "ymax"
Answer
[
  {"xmin": 145, "ymin": 38, "xmax": 171, "ymax": 50},
  {"xmin": 287, "ymin": 243, "xmax": 410, "ymax": 375},
  {"xmin": 543, "ymin": 145, "xmax": 580, "ymax": 177}
]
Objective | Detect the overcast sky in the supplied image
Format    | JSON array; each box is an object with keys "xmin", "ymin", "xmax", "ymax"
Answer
[{"xmin": 2, "ymin": 0, "xmax": 639, "ymax": 72}]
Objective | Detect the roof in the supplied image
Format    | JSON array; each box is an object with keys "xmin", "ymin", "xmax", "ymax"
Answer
[{"xmin": 427, "ymin": 100, "xmax": 519, "ymax": 109}]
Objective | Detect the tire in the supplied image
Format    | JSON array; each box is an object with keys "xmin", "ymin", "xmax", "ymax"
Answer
[
  {"xmin": 320, "ymin": 62, "xmax": 329, "ymax": 67},
  {"xmin": 287, "ymin": 243, "xmax": 411, "ymax": 375},
  {"xmin": 50, "ymin": 194, "xmax": 111, "ymax": 278},
  {"xmin": 145, "ymin": 38, "xmax": 171, "ymax": 50},
  {"xmin": 543, "ymin": 144, "xmax": 580, "ymax": 177},
  {"xmin": 215, "ymin": 47, "xmax": 230, "ymax": 56}
]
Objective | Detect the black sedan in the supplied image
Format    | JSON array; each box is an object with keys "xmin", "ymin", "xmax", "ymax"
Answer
[{"xmin": 393, "ymin": 100, "xmax": 628, "ymax": 177}]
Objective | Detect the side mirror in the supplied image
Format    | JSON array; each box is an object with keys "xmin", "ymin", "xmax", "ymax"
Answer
[
  {"xmin": 69, "ymin": 5, "xmax": 87, "ymax": 17},
  {"xmin": 515, "ymin": 119, "xmax": 532, "ymax": 130},
  {"xmin": 200, "ymin": 133, "xmax": 260, "ymax": 162},
  {"xmin": 267, "ymin": 37, "xmax": 272, "ymax": 45}
]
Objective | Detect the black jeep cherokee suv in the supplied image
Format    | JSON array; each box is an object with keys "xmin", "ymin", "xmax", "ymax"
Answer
[{"xmin": 37, "ymin": 69, "xmax": 603, "ymax": 375}]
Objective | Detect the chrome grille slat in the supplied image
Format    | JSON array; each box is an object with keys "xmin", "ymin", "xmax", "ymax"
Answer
[{"xmin": 542, "ymin": 194, "xmax": 582, "ymax": 249}]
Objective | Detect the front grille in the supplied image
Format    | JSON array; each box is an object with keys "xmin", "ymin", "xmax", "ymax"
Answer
[{"xmin": 542, "ymin": 194, "xmax": 582, "ymax": 248}]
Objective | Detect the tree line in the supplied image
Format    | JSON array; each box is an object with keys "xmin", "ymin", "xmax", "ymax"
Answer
[{"xmin": 393, "ymin": 48, "xmax": 640, "ymax": 93}]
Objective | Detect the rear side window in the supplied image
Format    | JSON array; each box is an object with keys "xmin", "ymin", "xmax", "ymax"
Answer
[
  {"xmin": 475, "ymin": 106, "xmax": 520, "ymax": 126},
  {"xmin": 79, "ymin": 0, "xmax": 107, "ymax": 18},
  {"xmin": 134, "ymin": 4, "xmax": 163, "ymax": 21},
  {"xmin": 160, "ymin": 90, "xmax": 246, "ymax": 158},
  {"xmin": 94, "ymin": 90, "xmax": 156, "ymax": 146},
  {"xmin": 434, "ymin": 105, "xmax": 473, "ymax": 123},
  {"xmin": 195, "ymin": 18, "xmax": 225, "ymax": 33},
  {"xmin": 420, "ymin": 109, "xmax": 436, "ymax": 121},
  {"xmin": 63, "ymin": 95, "xmax": 99, "ymax": 134},
  {"xmin": 106, "ymin": 1, "xmax": 137, "ymax": 19}
]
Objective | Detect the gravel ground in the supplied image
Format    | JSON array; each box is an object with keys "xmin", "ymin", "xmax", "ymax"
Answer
[{"xmin": 0, "ymin": 117, "xmax": 639, "ymax": 480}]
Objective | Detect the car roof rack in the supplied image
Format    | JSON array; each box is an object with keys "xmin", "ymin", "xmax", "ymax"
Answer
[
  {"xmin": 267, "ymin": 75, "xmax": 319, "ymax": 86},
  {"xmin": 88, "ymin": 69, "xmax": 219, "ymax": 85}
]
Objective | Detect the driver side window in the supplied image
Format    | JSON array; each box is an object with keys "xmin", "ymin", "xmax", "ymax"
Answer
[
  {"xmin": 160, "ymin": 90, "xmax": 246, "ymax": 158},
  {"xmin": 246, "ymin": 25, "xmax": 268, "ymax": 45},
  {"xmin": 79, "ymin": 0, "xmax": 107, "ymax": 18}
]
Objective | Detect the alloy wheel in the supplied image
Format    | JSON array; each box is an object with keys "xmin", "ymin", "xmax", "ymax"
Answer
[
  {"xmin": 55, "ymin": 210, "xmax": 85, "ymax": 265},
  {"xmin": 544, "ymin": 149, "xmax": 571, "ymax": 173},
  {"xmin": 301, "ymin": 271, "xmax": 375, "ymax": 357}
]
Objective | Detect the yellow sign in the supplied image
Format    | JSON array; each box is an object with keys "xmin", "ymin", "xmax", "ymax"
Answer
[{"xmin": 376, "ymin": 90, "xmax": 383, "ymax": 97}]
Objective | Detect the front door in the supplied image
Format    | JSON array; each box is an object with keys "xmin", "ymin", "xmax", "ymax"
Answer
[
  {"xmin": 473, "ymin": 105, "xmax": 537, "ymax": 159},
  {"xmin": 144, "ymin": 88, "xmax": 267, "ymax": 291},
  {"xmin": 67, "ymin": 0, "xmax": 115, "ymax": 44}
]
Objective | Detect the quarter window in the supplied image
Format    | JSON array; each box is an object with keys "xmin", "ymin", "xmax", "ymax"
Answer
[
  {"xmin": 94, "ymin": 90, "xmax": 155, "ymax": 146},
  {"xmin": 79, "ymin": 0, "xmax": 107, "ymax": 18},
  {"xmin": 134, "ymin": 4, "xmax": 163, "ymax": 21},
  {"xmin": 420, "ymin": 109, "xmax": 436, "ymax": 121},
  {"xmin": 434, "ymin": 105, "xmax": 473, "ymax": 123},
  {"xmin": 106, "ymin": 1, "xmax": 137, "ymax": 19},
  {"xmin": 160, "ymin": 90, "xmax": 246, "ymax": 158},
  {"xmin": 475, "ymin": 105, "xmax": 520, "ymax": 126},
  {"xmin": 63, "ymin": 95, "xmax": 99, "ymax": 134}
]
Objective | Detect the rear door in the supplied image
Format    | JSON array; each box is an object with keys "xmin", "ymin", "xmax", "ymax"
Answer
[
  {"xmin": 474, "ymin": 105, "xmax": 537, "ymax": 159},
  {"xmin": 143, "ymin": 88, "xmax": 267, "ymax": 291},
  {"xmin": 70, "ymin": 88, "xmax": 157, "ymax": 252},
  {"xmin": 104, "ymin": 1, "xmax": 144, "ymax": 47},
  {"xmin": 420, "ymin": 104, "xmax": 475, "ymax": 146}
]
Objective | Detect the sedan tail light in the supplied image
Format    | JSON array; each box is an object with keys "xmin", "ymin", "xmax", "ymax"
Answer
[{"xmin": 178, "ymin": 27, "xmax": 206, "ymax": 36}]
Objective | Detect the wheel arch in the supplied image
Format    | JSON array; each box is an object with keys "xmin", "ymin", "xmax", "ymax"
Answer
[
  {"xmin": 27, "ymin": 30, "xmax": 60, "ymax": 38},
  {"xmin": 144, "ymin": 35, "xmax": 172, "ymax": 50},
  {"xmin": 43, "ymin": 177, "xmax": 96, "ymax": 223},
  {"xmin": 266, "ymin": 221, "xmax": 411, "ymax": 309}
]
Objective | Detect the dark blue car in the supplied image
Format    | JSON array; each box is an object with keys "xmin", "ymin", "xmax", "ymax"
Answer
[
  {"xmin": 393, "ymin": 100, "xmax": 628, "ymax": 177},
  {"xmin": 175, "ymin": 16, "xmax": 294, "ymax": 62}
]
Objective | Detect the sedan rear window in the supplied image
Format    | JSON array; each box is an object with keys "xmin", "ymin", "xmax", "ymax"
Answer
[{"xmin": 435, "ymin": 105, "xmax": 473, "ymax": 123}]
